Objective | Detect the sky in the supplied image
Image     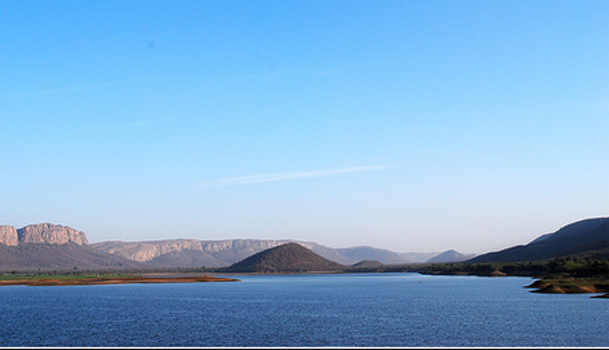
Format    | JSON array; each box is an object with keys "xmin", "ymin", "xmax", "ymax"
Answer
[{"xmin": 1, "ymin": 0, "xmax": 608, "ymax": 254}]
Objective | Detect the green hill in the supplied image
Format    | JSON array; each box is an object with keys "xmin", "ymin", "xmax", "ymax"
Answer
[
  {"xmin": 470, "ymin": 217, "xmax": 609, "ymax": 263},
  {"xmin": 222, "ymin": 243, "xmax": 347, "ymax": 273}
]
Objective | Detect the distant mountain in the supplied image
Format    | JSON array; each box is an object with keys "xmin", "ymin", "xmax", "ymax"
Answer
[
  {"xmin": 144, "ymin": 248, "xmax": 226, "ymax": 268},
  {"xmin": 222, "ymin": 243, "xmax": 346, "ymax": 273},
  {"xmin": 469, "ymin": 217, "xmax": 609, "ymax": 263},
  {"xmin": 0, "ymin": 243, "xmax": 146, "ymax": 273},
  {"xmin": 0, "ymin": 223, "xmax": 145, "ymax": 273},
  {"xmin": 92, "ymin": 239, "xmax": 219, "ymax": 266},
  {"xmin": 336, "ymin": 246, "xmax": 436, "ymax": 265},
  {"xmin": 0, "ymin": 223, "xmax": 88, "ymax": 246},
  {"xmin": 93, "ymin": 239, "xmax": 309, "ymax": 267},
  {"xmin": 92, "ymin": 239, "xmax": 438, "ymax": 267},
  {"xmin": 351, "ymin": 260, "xmax": 385, "ymax": 268},
  {"xmin": 426, "ymin": 250, "xmax": 475, "ymax": 263},
  {"xmin": 527, "ymin": 233, "xmax": 553, "ymax": 245},
  {"xmin": 1, "ymin": 223, "xmax": 465, "ymax": 270},
  {"xmin": 399, "ymin": 252, "xmax": 441, "ymax": 263}
]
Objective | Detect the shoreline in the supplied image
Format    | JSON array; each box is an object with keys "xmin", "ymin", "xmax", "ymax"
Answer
[
  {"xmin": 524, "ymin": 278, "xmax": 609, "ymax": 297},
  {"xmin": 2, "ymin": 270, "xmax": 608, "ymax": 297},
  {"xmin": 0, "ymin": 275, "xmax": 240, "ymax": 286}
]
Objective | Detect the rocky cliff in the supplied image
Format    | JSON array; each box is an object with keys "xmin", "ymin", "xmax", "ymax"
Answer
[
  {"xmin": 92, "ymin": 239, "xmax": 289, "ymax": 266},
  {"xmin": 0, "ymin": 223, "xmax": 150, "ymax": 272},
  {"xmin": 0, "ymin": 223, "xmax": 88, "ymax": 246},
  {"xmin": 0, "ymin": 226, "xmax": 19, "ymax": 246},
  {"xmin": 92, "ymin": 239, "xmax": 204, "ymax": 262}
]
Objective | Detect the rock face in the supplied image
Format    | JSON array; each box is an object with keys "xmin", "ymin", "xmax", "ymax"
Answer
[
  {"xmin": 0, "ymin": 223, "xmax": 147, "ymax": 273},
  {"xmin": 1, "ymin": 223, "xmax": 89, "ymax": 246},
  {"xmin": 92, "ymin": 239, "xmax": 204, "ymax": 262},
  {"xmin": 92, "ymin": 239, "xmax": 290, "ymax": 267},
  {"xmin": 0, "ymin": 226, "xmax": 19, "ymax": 246}
]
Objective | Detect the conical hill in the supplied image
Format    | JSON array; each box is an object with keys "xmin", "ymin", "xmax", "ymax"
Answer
[{"xmin": 223, "ymin": 243, "xmax": 346, "ymax": 273}]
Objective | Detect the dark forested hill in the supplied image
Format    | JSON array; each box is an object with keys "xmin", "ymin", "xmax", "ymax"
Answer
[
  {"xmin": 0, "ymin": 243, "xmax": 146, "ymax": 273},
  {"xmin": 469, "ymin": 217, "xmax": 609, "ymax": 263},
  {"xmin": 222, "ymin": 243, "xmax": 347, "ymax": 273}
]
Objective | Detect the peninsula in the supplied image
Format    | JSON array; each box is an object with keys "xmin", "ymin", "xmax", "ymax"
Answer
[{"xmin": 0, "ymin": 274, "xmax": 240, "ymax": 286}]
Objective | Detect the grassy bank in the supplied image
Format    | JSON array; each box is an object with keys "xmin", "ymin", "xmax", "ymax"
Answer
[{"xmin": 0, "ymin": 273, "xmax": 240, "ymax": 286}]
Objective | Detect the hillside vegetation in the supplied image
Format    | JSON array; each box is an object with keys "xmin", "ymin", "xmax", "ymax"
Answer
[
  {"xmin": 422, "ymin": 256, "xmax": 609, "ymax": 297},
  {"xmin": 419, "ymin": 218, "xmax": 609, "ymax": 297},
  {"xmin": 0, "ymin": 243, "xmax": 146, "ymax": 273},
  {"xmin": 222, "ymin": 243, "xmax": 347, "ymax": 273},
  {"xmin": 470, "ymin": 217, "xmax": 609, "ymax": 263}
]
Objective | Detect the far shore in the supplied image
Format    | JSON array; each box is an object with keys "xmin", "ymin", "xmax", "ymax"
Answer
[
  {"xmin": 2, "ymin": 269, "xmax": 608, "ymax": 298},
  {"xmin": 0, "ymin": 274, "xmax": 240, "ymax": 286}
]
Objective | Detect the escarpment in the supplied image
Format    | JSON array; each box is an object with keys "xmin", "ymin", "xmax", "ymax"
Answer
[
  {"xmin": 0, "ymin": 223, "xmax": 88, "ymax": 246},
  {"xmin": 0, "ymin": 226, "xmax": 19, "ymax": 246}
]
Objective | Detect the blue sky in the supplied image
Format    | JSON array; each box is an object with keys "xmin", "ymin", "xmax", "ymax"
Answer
[{"xmin": 2, "ymin": 0, "xmax": 608, "ymax": 253}]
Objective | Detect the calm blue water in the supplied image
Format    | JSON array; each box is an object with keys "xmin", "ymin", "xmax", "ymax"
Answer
[{"xmin": 0, "ymin": 273, "xmax": 607, "ymax": 347}]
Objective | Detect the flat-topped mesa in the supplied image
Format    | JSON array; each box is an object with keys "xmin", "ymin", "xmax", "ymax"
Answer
[
  {"xmin": 16, "ymin": 223, "xmax": 89, "ymax": 245},
  {"xmin": 92, "ymin": 239, "xmax": 204, "ymax": 262},
  {"xmin": 0, "ymin": 226, "xmax": 19, "ymax": 246}
]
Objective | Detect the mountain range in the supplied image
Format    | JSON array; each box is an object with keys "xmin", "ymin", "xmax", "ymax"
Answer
[
  {"xmin": 0, "ymin": 223, "xmax": 466, "ymax": 272},
  {"xmin": 90, "ymin": 239, "xmax": 447, "ymax": 267},
  {"xmin": 2, "ymin": 216, "xmax": 607, "ymax": 273},
  {"xmin": 222, "ymin": 215, "xmax": 609, "ymax": 271}
]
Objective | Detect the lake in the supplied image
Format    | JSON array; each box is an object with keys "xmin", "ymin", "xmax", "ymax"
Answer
[{"xmin": 0, "ymin": 273, "xmax": 607, "ymax": 347}]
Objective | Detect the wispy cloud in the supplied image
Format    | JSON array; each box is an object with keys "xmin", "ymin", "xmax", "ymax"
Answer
[{"xmin": 197, "ymin": 164, "xmax": 386, "ymax": 188}]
